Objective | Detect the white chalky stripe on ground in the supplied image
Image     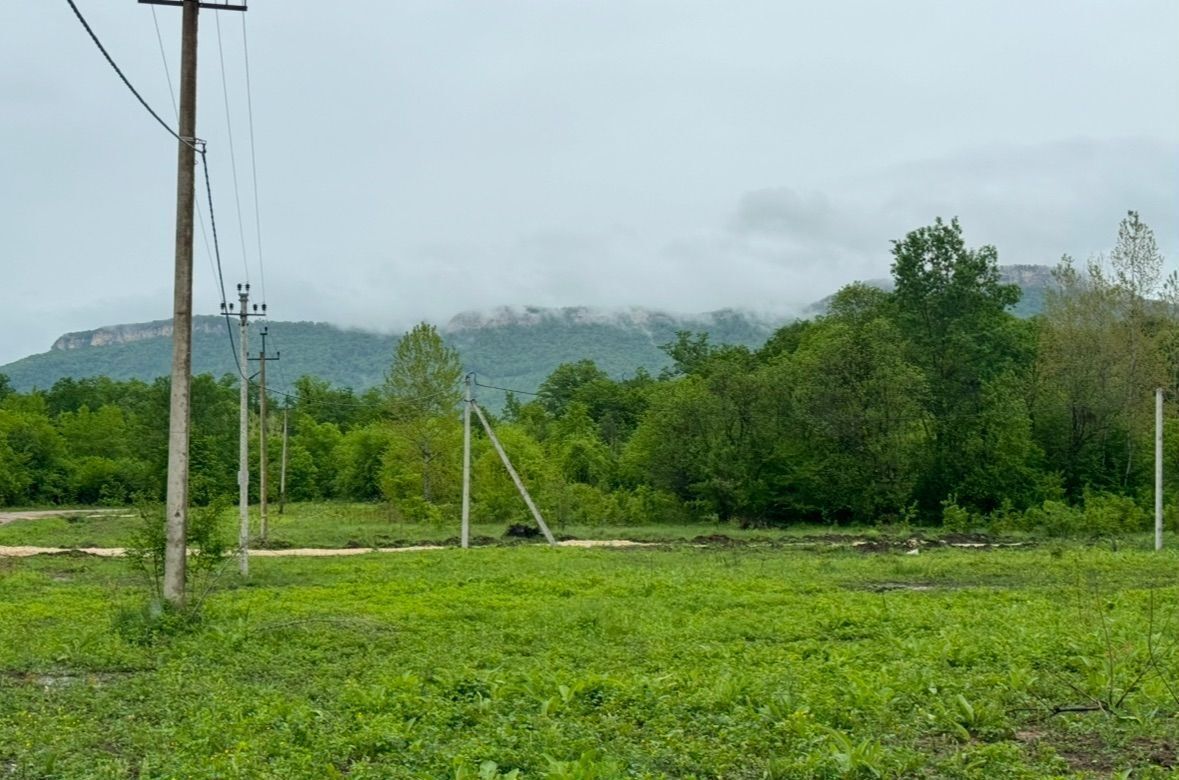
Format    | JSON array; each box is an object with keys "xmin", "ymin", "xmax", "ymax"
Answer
[{"xmin": 0, "ymin": 539, "xmax": 652, "ymax": 558}]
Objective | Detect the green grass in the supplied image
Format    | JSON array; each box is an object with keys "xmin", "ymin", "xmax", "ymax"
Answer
[
  {"xmin": 0, "ymin": 510, "xmax": 138, "ymax": 548},
  {"xmin": 0, "ymin": 501, "xmax": 1038, "ymax": 550},
  {"xmin": 2, "ymin": 541, "xmax": 1179, "ymax": 778}
]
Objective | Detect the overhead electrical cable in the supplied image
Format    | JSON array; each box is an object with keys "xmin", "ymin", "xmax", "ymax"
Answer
[
  {"xmin": 240, "ymin": 13, "xmax": 267, "ymax": 302},
  {"xmin": 65, "ymin": 0, "xmax": 192, "ymax": 148},
  {"xmin": 264, "ymin": 382, "xmax": 461, "ymax": 414},
  {"xmin": 473, "ymin": 379, "xmax": 541, "ymax": 397},
  {"xmin": 199, "ymin": 149, "xmax": 248, "ymax": 382},
  {"xmin": 150, "ymin": 5, "xmax": 220, "ymax": 305},
  {"xmin": 214, "ymin": 12, "xmax": 251, "ymax": 285},
  {"xmin": 64, "ymin": 0, "xmax": 241, "ymax": 379},
  {"xmin": 265, "ymin": 328, "xmax": 293, "ymax": 391}
]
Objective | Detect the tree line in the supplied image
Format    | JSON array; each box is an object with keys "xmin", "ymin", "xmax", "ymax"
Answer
[{"xmin": 1, "ymin": 213, "xmax": 1175, "ymax": 531}]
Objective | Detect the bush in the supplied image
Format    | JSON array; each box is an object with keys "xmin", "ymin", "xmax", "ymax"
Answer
[
  {"xmin": 1015, "ymin": 492, "xmax": 1148, "ymax": 537},
  {"xmin": 120, "ymin": 498, "xmax": 231, "ymax": 637},
  {"xmin": 68, "ymin": 456, "xmax": 147, "ymax": 505},
  {"xmin": 618, "ymin": 485, "xmax": 692, "ymax": 525},
  {"xmin": 1081, "ymin": 490, "xmax": 1148, "ymax": 535},
  {"xmin": 113, "ymin": 599, "xmax": 202, "ymax": 646},
  {"xmin": 941, "ymin": 497, "xmax": 974, "ymax": 532}
]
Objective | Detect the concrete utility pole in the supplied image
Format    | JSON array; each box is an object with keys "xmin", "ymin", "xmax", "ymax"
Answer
[
  {"xmin": 143, "ymin": 0, "xmax": 249, "ymax": 606},
  {"xmin": 1157, "ymin": 387, "xmax": 1164, "ymax": 551},
  {"xmin": 221, "ymin": 283, "xmax": 264, "ymax": 575},
  {"xmin": 249, "ymin": 327, "xmax": 279, "ymax": 541},
  {"xmin": 471, "ymin": 401, "xmax": 556, "ymax": 546},
  {"xmin": 158, "ymin": 0, "xmax": 199, "ymax": 608},
  {"xmin": 279, "ymin": 403, "xmax": 289, "ymax": 515},
  {"xmin": 461, "ymin": 373, "xmax": 472, "ymax": 548}
]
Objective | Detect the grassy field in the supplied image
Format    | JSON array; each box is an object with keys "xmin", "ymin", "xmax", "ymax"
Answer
[
  {"xmin": 0, "ymin": 502, "xmax": 1043, "ymax": 551},
  {"xmin": 3, "ymin": 526, "xmax": 1179, "ymax": 778}
]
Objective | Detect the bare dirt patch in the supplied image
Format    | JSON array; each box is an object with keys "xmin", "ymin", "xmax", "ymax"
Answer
[
  {"xmin": 0, "ymin": 509, "xmax": 129, "ymax": 526},
  {"xmin": 861, "ymin": 581, "xmax": 939, "ymax": 593},
  {"xmin": 1015, "ymin": 729, "xmax": 1175, "ymax": 774},
  {"xmin": 0, "ymin": 539, "xmax": 651, "ymax": 558}
]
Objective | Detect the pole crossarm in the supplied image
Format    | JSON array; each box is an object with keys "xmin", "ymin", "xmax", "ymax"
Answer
[{"xmin": 140, "ymin": 1, "xmax": 247, "ymax": 11}]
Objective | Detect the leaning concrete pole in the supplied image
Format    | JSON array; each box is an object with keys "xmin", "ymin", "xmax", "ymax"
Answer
[
  {"xmin": 163, "ymin": 0, "xmax": 200, "ymax": 607},
  {"xmin": 471, "ymin": 401, "xmax": 556, "ymax": 546}
]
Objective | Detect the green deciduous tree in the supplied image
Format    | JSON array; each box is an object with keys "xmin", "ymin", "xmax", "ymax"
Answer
[
  {"xmin": 537, "ymin": 360, "xmax": 609, "ymax": 417},
  {"xmin": 1035, "ymin": 212, "xmax": 1171, "ymax": 497},
  {"xmin": 383, "ymin": 323, "xmax": 463, "ymax": 508},
  {"xmin": 890, "ymin": 217, "xmax": 1034, "ymax": 512},
  {"xmin": 784, "ymin": 289, "xmax": 929, "ymax": 521}
]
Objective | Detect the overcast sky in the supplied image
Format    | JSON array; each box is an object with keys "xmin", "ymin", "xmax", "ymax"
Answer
[{"xmin": 1, "ymin": 0, "xmax": 1176, "ymax": 365}]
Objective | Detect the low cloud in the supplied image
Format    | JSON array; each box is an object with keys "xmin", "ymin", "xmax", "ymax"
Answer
[
  {"xmin": 217, "ymin": 137, "xmax": 1179, "ymax": 339},
  {"xmin": 2, "ymin": 138, "xmax": 1176, "ymax": 365}
]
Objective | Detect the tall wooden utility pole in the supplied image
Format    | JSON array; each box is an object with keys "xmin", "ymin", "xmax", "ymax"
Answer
[
  {"xmin": 222, "ymin": 283, "xmax": 263, "ymax": 575},
  {"xmin": 142, "ymin": 0, "xmax": 249, "ymax": 606},
  {"xmin": 461, "ymin": 373, "xmax": 472, "ymax": 548},
  {"xmin": 250, "ymin": 327, "xmax": 279, "ymax": 541}
]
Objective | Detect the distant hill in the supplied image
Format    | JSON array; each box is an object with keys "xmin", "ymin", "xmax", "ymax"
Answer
[
  {"xmin": 0, "ymin": 266, "xmax": 1055, "ymax": 396},
  {"xmin": 446, "ymin": 306, "xmax": 783, "ymax": 396},
  {"xmin": 803, "ymin": 264, "xmax": 1055, "ymax": 318},
  {"xmin": 0, "ymin": 307, "xmax": 786, "ymax": 396}
]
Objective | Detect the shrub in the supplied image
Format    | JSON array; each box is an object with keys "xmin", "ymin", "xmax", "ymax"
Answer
[
  {"xmin": 941, "ymin": 497, "xmax": 973, "ymax": 532},
  {"xmin": 1016, "ymin": 492, "xmax": 1147, "ymax": 537},
  {"xmin": 117, "ymin": 498, "xmax": 231, "ymax": 642},
  {"xmin": 1081, "ymin": 490, "xmax": 1148, "ymax": 535}
]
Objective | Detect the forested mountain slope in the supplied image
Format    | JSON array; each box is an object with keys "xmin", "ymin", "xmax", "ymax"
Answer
[
  {"xmin": 0, "ymin": 266, "xmax": 1051, "ymax": 394},
  {"xmin": 0, "ymin": 308, "xmax": 783, "ymax": 394}
]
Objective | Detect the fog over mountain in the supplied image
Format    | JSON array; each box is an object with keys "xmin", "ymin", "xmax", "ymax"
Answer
[
  {"xmin": 0, "ymin": 264, "xmax": 1057, "ymax": 396},
  {"xmin": 0, "ymin": 306, "xmax": 786, "ymax": 399}
]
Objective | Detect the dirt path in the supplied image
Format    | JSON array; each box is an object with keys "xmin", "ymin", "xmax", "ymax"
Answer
[
  {"xmin": 0, "ymin": 509, "xmax": 130, "ymax": 526},
  {"xmin": 0, "ymin": 539, "xmax": 651, "ymax": 558}
]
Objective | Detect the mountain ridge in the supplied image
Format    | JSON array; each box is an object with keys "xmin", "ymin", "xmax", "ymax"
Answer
[
  {"xmin": 3, "ymin": 265, "xmax": 1053, "ymax": 395},
  {"xmin": 4, "ymin": 306, "xmax": 786, "ymax": 396}
]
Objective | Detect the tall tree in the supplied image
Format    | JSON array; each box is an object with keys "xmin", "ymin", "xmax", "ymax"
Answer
[
  {"xmin": 890, "ymin": 217, "xmax": 1034, "ymax": 511},
  {"xmin": 1035, "ymin": 212, "xmax": 1170, "ymax": 495},
  {"xmin": 785, "ymin": 285, "xmax": 930, "ymax": 521},
  {"xmin": 384, "ymin": 323, "xmax": 463, "ymax": 504},
  {"xmin": 537, "ymin": 360, "xmax": 609, "ymax": 417}
]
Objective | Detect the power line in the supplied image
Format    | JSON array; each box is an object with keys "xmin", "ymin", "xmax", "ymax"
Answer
[
  {"xmin": 473, "ymin": 379, "xmax": 541, "ymax": 397},
  {"xmin": 65, "ymin": 0, "xmax": 193, "ymax": 148},
  {"xmin": 263, "ymin": 327, "xmax": 293, "ymax": 395},
  {"xmin": 150, "ymin": 5, "xmax": 219, "ymax": 310},
  {"xmin": 240, "ymin": 13, "xmax": 267, "ymax": 302},
  {"xmin": 214, "ymin": 12, "xmax": 251, "ymax": 284},
  {"xmin": 148, "ymin": 7, "xmax": 178, "ymax": 119},
  {"xmin": 198, "ymin": 146, "xmax": 245, "ymax": 382},
  {"xmin": 269, "ymin": 386, "xmax": 376, "ymax": 412},
  {"xmin": 65, "ymin": 0, "xmax": 240, "ymax": 383},
  {"xmin": 257, "ymin": 379, "xmax": 462, "ymax": 415}
]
